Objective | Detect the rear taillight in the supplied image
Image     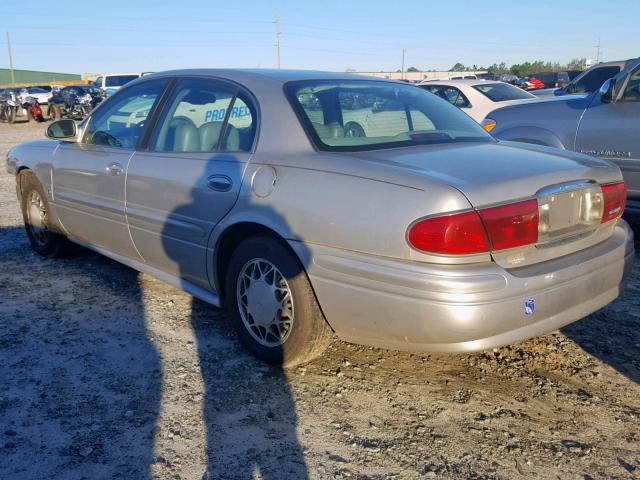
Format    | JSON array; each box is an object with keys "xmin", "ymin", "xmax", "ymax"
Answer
[
  {"xmin": 478, "ymin": 199, "xmax": 539, "ymax": 251},
  {"xmin": 601, "ymin": 182, "xmax": 626, "ymax": 223},
  {"xmin": 408, "ymin": 211, "xmax": 489, "ymax": 255},
  {"xmin": 408, "ymin": 199, "xmax": 539, "ymax": 255}
]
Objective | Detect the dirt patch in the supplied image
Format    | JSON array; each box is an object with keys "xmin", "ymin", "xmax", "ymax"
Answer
[{"xmin": 1, "ymin": 123, "xmax": 639, "ymax": 479}]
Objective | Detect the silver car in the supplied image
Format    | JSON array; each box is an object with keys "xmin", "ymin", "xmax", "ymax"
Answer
[
  {"xmin": 484, "ymin": 58, "xmax": 640, "ymax": 215},
  {"xmin": 6, "ymin": 70, "xmax": 634, "ymax": 366}
]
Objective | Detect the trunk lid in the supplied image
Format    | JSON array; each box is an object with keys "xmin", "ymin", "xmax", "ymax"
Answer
[{"xmin": 357, "ymin": 141, "xmax": 623, "ymax": 267}]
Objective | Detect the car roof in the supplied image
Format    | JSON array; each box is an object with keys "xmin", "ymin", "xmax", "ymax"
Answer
[
  {"xmin": 140, "ymin": 68, "xmax": 382, "ymax": 86},
  {"xmin": 419, "ymin": 79, "xmax": 500, "ymax": 87}
]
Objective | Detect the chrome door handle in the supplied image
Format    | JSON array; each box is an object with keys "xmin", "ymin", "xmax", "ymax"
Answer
[{"xmin": 106, "ymin": 162, "xmax": 123, "ymax": 176}]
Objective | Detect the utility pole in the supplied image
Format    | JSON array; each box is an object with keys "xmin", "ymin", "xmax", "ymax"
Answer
[
  {"xmin": 401, "ymin": 49, "xmax": 405, "ymax": 80},
  {"xmin": 274, "ymin": 10, "xmax": 281, "ymax": 69},
  {"xmin": 595, "ymin": 37, "xmax": 601, "ymax": 63},
  {"xmin": 6, "ymin": 31, "xmax": 15, "ymax": 86}
]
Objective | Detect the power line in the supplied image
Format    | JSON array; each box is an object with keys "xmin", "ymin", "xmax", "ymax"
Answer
[{"xmin": 274, "ymin": 9, "xmax": 281, "ymax": 69}]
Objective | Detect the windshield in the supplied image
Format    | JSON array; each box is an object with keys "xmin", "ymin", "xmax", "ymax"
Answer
[
  {"xmin": 27, "ymin": 87, "xmax": 48, "ymax": 94},
  {"xmin": 105, "ymin": 75, "xmax": 139, "ymax": 87},
  {"xmin": 473, "ymin": 83, "xmax": 535, "ymax": 102},
  {"xmin": 285, "ymin": 80, "xmax": 493, "ymax": 152}
]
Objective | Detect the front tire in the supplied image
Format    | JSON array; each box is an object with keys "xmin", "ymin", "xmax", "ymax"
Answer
[
  {"xmin": 344, "ymin": 122, "xmax": 366, "ymax": 138},
  {"xmin": 19, "ymin": 171, "xmax": 72, "ymax": 257},
  {"xmin": 225, "ymin": 235, "xmax": 333, "ymax": 367}
]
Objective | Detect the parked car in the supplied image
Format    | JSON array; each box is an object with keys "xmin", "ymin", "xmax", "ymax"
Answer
[
  {"xmin": 567, "ymin": 70, "xmax": 583, "ymax": 81},
  {"xmin": 6, "ymin": 70, "xmax": 633, "ymax": 366},
  {"xmin": 19, "ymin": 86, "xmax": 52, "ymax": 105},
  {"xmin": 449, "ymin": 74, "xmax": 478, "ymax": 80},
  {"xmin": 477, "ymin": 73, "xmax": 520, "ymax": 85},
  {"xmin": 419, "ymin": 79, "xmax": 536, "ymax": 122},
  {"xmin": 534, "ymin": 71, "xmax": 571, "ymax": 89},
  {"xmin": 519, "ymin": 76, "xmax": 545, "ymax": 90},
  {"xmin": 534, "ymin": 60, "xmax": 635, "ymax": 98},
  {"xmin": 31, "ymin": 85, "xmax": 53, "ymax": 92},
  {"xmin": 483, "ymin": 58, "xmax": 640, "ymax": 214},
  {"xmin": 93, "ymin": 73, "xmax": 151, "ymax": 96}
]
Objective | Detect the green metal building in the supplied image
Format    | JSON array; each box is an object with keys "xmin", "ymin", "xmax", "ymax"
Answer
[{"xmin": 0, "ymin": 68, "xmax": 81, "ymax": 85}]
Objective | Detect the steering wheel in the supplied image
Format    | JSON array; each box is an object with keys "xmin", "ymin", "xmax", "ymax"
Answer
[{"xmin": 92, "ymin": 130, "xmax": 122, "ymax": 148}]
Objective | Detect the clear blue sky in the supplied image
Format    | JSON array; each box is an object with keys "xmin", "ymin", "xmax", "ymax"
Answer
[{"xmin": 1, "ymin": 0, "xmax": 638, "ymax": 74}]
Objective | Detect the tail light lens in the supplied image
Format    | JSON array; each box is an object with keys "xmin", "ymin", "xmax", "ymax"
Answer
[
  {"xmin": 478, "ymin": 199, "xmax": 539, "ymax": 251},
  {"xmin": 408, "ymin": 199, "xmax": 538, "ymax": 255},
  {"xmin": 409, "ymin": 183, "xmax": 625, "ymax": 256},
  {"xmin": 408, "ymin": 211, "xmax": 489, "ymax": 255},
  {"xmin": 601, "ymin": 182, "xmax": 626, "ymax": 223}
]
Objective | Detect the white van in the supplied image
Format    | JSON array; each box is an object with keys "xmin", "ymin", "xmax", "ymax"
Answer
[{"xmin": 93, "ymin": 73, "xmax": 152, "ymax": 96}]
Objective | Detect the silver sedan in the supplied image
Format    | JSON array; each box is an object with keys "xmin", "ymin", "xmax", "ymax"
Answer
[{"xmin": 6, "ymin": 69, "xmax": 634, "ymax": 366}]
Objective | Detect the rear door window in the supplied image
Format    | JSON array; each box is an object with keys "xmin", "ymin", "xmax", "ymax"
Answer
[
  {"xmin": 150, "ymin": 78, "xmax": 256, "ymax": 153},
  {"xmin": 473, "ymin": 83, "xmax": 535, "ymax": 102},
  {"xmin": 421, "ymin": 85, "xmax": 470, "ymax": 107}
]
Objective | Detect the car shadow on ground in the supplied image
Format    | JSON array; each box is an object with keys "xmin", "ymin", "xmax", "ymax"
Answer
[
  {"xmin": 0, "ymin": 226, "xmax": 162, "ymax": 479},
  {"xmin": 161, "ymin": 158, "xmax": 310, "ymax": 479},
  {"xmin": 2, "ymin": 211, "xmax": 310, "ymax": 479}
]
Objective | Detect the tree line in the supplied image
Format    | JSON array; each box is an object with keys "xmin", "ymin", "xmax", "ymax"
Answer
[{"xmin": 447, "ymin": 59, "xmax": 588, "ymax": 77}]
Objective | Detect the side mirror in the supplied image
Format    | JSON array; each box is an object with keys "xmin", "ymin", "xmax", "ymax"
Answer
[
  {"xmin": 600, "ymin": 78, "xmax": 616, "ymax": 103},
  {"xmin": 46, "ymin": 119, "xmax": 77, "ymax": 139}
]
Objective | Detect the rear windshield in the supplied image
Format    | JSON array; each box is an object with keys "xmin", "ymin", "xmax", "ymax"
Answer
[
  {"xmin": 473, "ymin": 83, "xmax": 535, "ymax": 102},
  {"xmin": 105, "ymin": 75, "xmax": 139, "ymax": 87},
  {"xmin": 285, "ymin": 80, "xmax": 493, "ymax": 152}
]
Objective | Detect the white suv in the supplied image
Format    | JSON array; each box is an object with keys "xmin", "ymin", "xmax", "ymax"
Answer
[{"xmin": 93, "ymin": 73, "xmax": 151, "ymax": 96}]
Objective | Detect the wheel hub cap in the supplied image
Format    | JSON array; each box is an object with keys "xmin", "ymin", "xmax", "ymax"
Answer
[
  {"xmin": 27, "ymin": 191, "xmax": 49, "ymax": 246},
  {"xmin": 237, "ymin": 259, "xmax": 294, "ymax": 347}
]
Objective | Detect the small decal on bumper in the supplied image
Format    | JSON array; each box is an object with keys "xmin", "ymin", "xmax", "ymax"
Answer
[{"xmin": 524, "ymin": 298, "xmax": 535, "ymax": 316}]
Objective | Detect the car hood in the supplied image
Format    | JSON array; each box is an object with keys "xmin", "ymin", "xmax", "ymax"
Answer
[{"xmin": 353, "ymin": 141, "xmax": 621, "ymax": 207}]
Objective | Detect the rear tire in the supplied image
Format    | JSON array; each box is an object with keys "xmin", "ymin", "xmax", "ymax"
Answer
[
  {"xmin": 225, "ymin": 235, "xmax": 333, "ymax": 367},
  {"xmin": 19, "ymin": 171, "xmax": 73, "ymax": 257},
  {"xmin": 50, "ymin": 104, "xmax": 59, "ymax": 121},
  {"xmin": 8, "ymin": 108, "xmax": 16, "ymax": 124}
]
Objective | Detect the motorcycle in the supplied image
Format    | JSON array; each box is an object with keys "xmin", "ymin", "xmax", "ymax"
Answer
[
  {"xmin": 21, "ymin": 95, "xmax": 45, "ymax": 122},
  {"xmin": 0, "ymin": 89, "xmax": 20, "ymax": 124},
  {"xmin": 49, "ymin": 87, "xmax": 103, "ymax": 121}
]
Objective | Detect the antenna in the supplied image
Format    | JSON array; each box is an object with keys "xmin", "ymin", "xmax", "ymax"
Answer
[
  {"xmin": 401, "ymin": 49, "xmax": 405, "ymax": 80},
  {"xmin": 595, "ymin": 37, "xmax": 601, "ymax": 62}
]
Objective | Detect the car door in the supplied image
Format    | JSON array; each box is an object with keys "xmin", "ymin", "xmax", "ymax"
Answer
[
  {"xmin": 125, "ymin": 77, "xmax": 257, "ymax": 290},
  {"xmin": 575, "ymin": 64, "xmax": 640, "ymax": 209},
  {"xmin": 51, "ymin": 78, "xmax": 169, "ymax": 259}
]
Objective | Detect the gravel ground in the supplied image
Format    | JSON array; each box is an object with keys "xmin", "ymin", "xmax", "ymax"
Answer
[{"xmin": 1, "ymin": 121, "xmax": 639, "ymax": 480}]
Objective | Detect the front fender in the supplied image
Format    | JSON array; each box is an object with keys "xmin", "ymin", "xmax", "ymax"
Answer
[{"xmin": 493, "ymin": 126, "xmax": 567, "ymax": 149}]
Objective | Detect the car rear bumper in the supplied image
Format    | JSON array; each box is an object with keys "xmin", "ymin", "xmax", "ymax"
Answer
[{"xmin": 293, "ymin": 220, "xmax": 634, "ymax": 353}]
